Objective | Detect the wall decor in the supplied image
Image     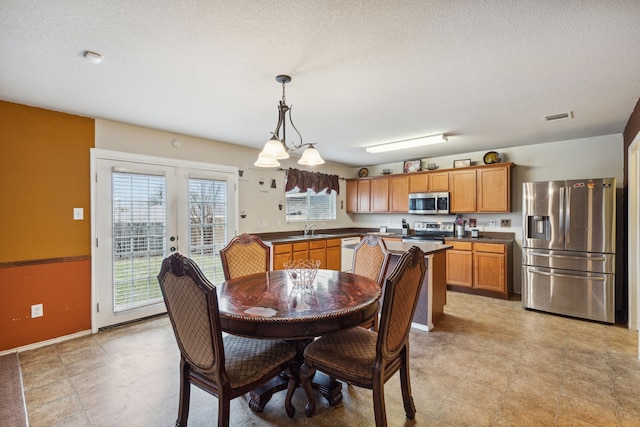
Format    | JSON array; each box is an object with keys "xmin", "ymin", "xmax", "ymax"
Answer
[
  {"xmin": 403, "ymin": 159, "xmax": 422, "ymax": 173},
  {"xmin": 453, "ymin": 159, "xmax": 471, "ymax": 168}
]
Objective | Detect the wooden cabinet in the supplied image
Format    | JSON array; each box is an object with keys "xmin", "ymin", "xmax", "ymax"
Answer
[
  {"xmin": 292, "ymin": 241, "xmax": 309, "ymax": 261},
  {"xmin": 273, "ymin": 238, "xmax": 342, "ymax": 271},
  {"xmin": 477, "ymin": 165, "xmax": 511, "ymax": 212},
  {"xmin": 309, "ymin": 240, "xmax": 326, "ymax": 268},
  {"xmin": 346, "ymin": 163, "xmax": 512, "ymax": 214},
  {"xmin": 357, "ymin": 179, "xmax": 371, "ymax": 212},
  {"xmin": 445, "ymin": 241, "xmax": 473, "ymax": 287},
  {"xmin": 348, "ymin": 177, "xmax": 389, "ymax": 213},
  {"xmin": 273, "ymin": 243, "xmax": 292, "ymax": 270},
  {"xmin": 409, "ymin": 173, "xmax": 429, "ymax": 193},
  {"xmin": 346, "ymin": 179, "xmax": 358, "ymax": 213},
  {"xmin": 326, "ymin": 238, "xmax": 342, "ymax": 270},
  {"xmin": 473, "ymin": 243, "xmax": 506, "ymax": 293},
  {"xmin": 370, "ymin": 178, "xmax": 389, "ymax": 212},
  {"xmin": 444, "ymin": 240, "xmax": 512, "ymax": 299},
  {"xmin": 429, "ymin": 171, "xmax": 449, "ymax": 191},
  {"xmin": 449, "ymin": 169, "xmax": 477, "ymax": 213},
  {"xmin": 408, "ymin": 171, "xmax": 449, "ymax": 193},
  {"xmin": 389, "ymin": 175, "xmax": 409, "ymax": 212}
]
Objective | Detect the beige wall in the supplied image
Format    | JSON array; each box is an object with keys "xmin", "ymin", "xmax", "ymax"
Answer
[
  {"xmin": 96, "ymin": 119, "xmax": 625, "ymax": 294},
  {"xmin": 95, "ymin": 119, "xmax": 357, "ymax": 235},
  {"xmin": 348, "ymin": 134, "xmax": 625, "ymax": 293}
]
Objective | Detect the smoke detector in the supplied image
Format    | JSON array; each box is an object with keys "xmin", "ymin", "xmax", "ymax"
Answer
[{"xmin": 83, "ymin": 51, "xmax": 103, "ymax": 64}]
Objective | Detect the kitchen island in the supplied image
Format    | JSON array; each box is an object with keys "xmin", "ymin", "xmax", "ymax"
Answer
[{"xmin": 384, "ymin": 240, "xmax": 450, "ymax": 331}]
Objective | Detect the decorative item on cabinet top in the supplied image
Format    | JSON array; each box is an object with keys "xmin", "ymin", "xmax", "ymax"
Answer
[
  {"xmin": 358, "ymin": 167, "xmax": 369, "ymax": 177},
  {"xmin": 453, "ymin": 159, "xmax": 471, "ymax": 168},
  {"xmin": 483, "ymin": 151, "xmax": 502, "ymax": 164},
  {"xmin": 403, "ymin": 159, "xmax": 422, "ymax": 173}
]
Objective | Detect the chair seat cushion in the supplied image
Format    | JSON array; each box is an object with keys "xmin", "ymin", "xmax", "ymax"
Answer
[
  {"xmin": 219, "ymin": 335, "xmax": 296, "ymax": 388},
  {"xmin": 304, "ymin": 327, "xmax": 377, "ymax": 381}
]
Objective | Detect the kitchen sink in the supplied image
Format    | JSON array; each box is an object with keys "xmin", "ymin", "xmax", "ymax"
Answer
[{"xmin": 276, "ymin": 233, "xmax": 337, "ymax": 241}]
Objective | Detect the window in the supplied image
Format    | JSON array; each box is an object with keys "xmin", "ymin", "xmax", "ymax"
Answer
[{"xmin": 285, "ymin": 188, "xmax": 336, "ymax": 221}]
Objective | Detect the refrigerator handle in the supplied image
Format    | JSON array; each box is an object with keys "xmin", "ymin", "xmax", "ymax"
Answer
[
  {"xmin": 559, "ymin": 187, "xmax": 570, "ymax": 247},
  {"xmin": 528, "ymin": 252, "xmax": 606, "ymax": 261},
  {"xmin": 527, "ymin": 268, "xmax": 606, "ymax": 281}
]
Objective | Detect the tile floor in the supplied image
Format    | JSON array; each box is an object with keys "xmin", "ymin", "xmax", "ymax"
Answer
[{"xmin": 18, "ymin": 291, "xmax": 640, "ymax": 427}]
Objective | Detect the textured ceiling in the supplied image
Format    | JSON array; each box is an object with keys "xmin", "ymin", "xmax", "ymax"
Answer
[{"xmin": 2, "ymin": 1, "xmax": 640, "ymax": 166}]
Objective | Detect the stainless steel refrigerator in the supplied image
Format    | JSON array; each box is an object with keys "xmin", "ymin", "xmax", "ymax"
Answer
[{"xmin": 522, "ymin": 178, "xmax": 616, "ymax": 323}]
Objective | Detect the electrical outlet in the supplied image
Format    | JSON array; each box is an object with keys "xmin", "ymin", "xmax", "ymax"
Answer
[
  {"xmin": 262, "ymin": 220, "xmax": 268, "ymax": 229},
  {"xmin": 487, "ymin": 220, "xmax": 496, "ymax": 227},
  {"xmin": 31, "ymin": 303, "xmax": 43, "ymax": 318},
  {"xmin": 500, "ymin": 219, "xmax": 511, "ymax": 227},
  {"xmin": 256, "ymin": 221, "xmax": 261, "ymax": 229}
]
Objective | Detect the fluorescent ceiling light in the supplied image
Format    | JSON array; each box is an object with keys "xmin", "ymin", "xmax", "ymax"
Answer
[{"xmin": 365, "ymin": 134, "xmax": 448, "ymax": 153}]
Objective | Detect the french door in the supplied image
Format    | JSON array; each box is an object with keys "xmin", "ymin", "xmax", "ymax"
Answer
[{"xmin": 93, "ymin": 151, "xmax": 237, "ymax": 329}]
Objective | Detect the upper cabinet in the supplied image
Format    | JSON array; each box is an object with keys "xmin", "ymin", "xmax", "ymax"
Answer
[
  {"xmin": 389, "ymin": 175, "xmax": 409, "ymax": 212},
  {"xmin": 346, "ymin": 177, "xmax": 389, "ymax": 213},
  {"xmin": 409, "ymin": 171, "xmax": 448, "ymax": 192},
  {"xmin": 429, "ymin": 172, "xmax": 449, "ymax": 192},
  {"xmin": 449, "ymin": 169, "xmax": 477, "ymax": 213},
  {"xmin": 346, "ymin": 163, "xmax": 513, "ymax": 214},
  {"xmin": 477, "ymin": 165, "xmax": 511, "ymax": 212}
]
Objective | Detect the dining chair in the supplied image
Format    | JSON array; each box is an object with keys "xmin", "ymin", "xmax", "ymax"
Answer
[
  {"xmin": 220, "ymin": 233, "xmax": 270, "ymax": 280},
  {"xmin": 157, "ymin": 253, "xmax": 297, "ymax": 427},
  {"xmin": 351, "ymin": 234, "xmax": 391, "ymax": 331},
  {"xmin": 301, "ymin": 246, "xmax": 426, "ymax": 427}
]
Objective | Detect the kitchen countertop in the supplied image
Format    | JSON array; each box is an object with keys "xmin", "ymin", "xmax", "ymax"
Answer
[
  {"xmin": 444, "ymin": 232, "xmax": 515, "ymax": 244},
  {"xmin": 258, "ymin": 229, "xmax": 514, "ymax": 245},
  {"xmin": 384, "ymin": 240, "xmax": 451, "ymax": 256}
]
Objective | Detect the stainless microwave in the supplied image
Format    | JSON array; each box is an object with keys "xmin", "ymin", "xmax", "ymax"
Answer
[{"xmin": 408, "ymin": 192, "xmax": 450, "ymax": 214}]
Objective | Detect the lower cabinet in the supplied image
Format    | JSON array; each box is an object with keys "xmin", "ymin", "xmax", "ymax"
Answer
[
  {"xmin": 445, "ymin": 240, "xmax": 512, "ymax": 299},
  {"xmin": 326, "ymin": 239, "xmax": 342, "ymax": 270},
  {"xmin": 272, "ymin": 238, "xmax": 342, "ymax": 270},
  {"xmin": 309, "ymin": 240, "xmax": 327, "ymax": 268}
]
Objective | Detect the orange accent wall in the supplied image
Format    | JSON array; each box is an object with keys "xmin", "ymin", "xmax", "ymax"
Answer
[
  {"xmin": 0, "ymin": 101, "xmax": 94, "ymax": 351},
  {"xmin": 0, "ymin": 101, "xmax": 94, "ymax": 261},
  {"xmin": 0, "ymin": 260, "xmax": 91, "ymax": 350}
]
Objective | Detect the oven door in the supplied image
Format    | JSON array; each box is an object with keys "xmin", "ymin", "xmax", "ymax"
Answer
[{"xmin": 409, "ymin": 193, "xmax": 436, "ymax": 214}]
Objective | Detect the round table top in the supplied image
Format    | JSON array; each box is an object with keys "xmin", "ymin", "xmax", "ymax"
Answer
[{"xmin": 218, "ymin": 269, "xmax": 381, "ymax": 340}]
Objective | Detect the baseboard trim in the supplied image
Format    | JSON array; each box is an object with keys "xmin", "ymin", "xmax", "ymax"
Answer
[{"xmin": 0, "ymin": 330, "xmax": 92, "ymax": 356}]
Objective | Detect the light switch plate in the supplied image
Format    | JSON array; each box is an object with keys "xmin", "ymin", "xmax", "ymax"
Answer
[{"xmin": 73, "ymin": 208, "xmax": 84, "ymax": 220}]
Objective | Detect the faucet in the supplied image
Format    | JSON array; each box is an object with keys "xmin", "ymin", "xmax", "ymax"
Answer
[{"xmin": 303, "ymin": 224, "xmax": 318, "ymax": 237}]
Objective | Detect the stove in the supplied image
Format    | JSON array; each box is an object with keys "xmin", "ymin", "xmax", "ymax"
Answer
[{"xmin": 401, "ymin": 221, "xmax": 455, "ymax": 243}]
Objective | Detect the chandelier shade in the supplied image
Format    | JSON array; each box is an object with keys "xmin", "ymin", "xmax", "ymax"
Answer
[{"xmin": 254, "ymin": 75, "xmax": 324, "ymax": 167}]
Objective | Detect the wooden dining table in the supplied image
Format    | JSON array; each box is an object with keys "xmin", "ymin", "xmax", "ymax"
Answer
[{"xmin": 217, "ymin": 269, "xmax": 381, "ymax": 417}]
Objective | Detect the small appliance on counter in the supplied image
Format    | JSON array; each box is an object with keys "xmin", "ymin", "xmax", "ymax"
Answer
[
  {"xmin": 471, "ymin": 229, "xmax": 479, "ymax": 238},
  {"xmin": 401, "ymin": 218, "xmax": 410, "ymax": 235}
]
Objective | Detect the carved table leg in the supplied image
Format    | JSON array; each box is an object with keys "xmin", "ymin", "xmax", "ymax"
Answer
[{"xmin": 249, "ymin": 375, "xmax": 289, "ymax": 412}]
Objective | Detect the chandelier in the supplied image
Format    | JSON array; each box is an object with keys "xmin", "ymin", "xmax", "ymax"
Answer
[{"xmin": 254, "ymin": 75, "xmax": 325, "ymax": 168}]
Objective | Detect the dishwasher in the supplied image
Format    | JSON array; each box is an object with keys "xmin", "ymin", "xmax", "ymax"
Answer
[{"xmin": 341, "ymin": 237, "xmax": 361, "ymax": 271}]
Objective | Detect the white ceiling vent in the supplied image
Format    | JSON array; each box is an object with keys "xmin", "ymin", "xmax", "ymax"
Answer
[{"xmin": 544, "ymin": 111, "xmax": 573, "ymax": 122}]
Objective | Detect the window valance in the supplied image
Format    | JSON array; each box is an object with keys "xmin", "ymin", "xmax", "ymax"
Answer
[{"xmin": 285, "ymin": 168, "xmax": 340, "ymax": 194}]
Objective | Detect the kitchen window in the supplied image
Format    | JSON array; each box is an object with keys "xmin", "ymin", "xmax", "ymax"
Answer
[
  {"xmin": 283, "ymin": 167, "xmax": 339, "ymax": 222},
  {"xmin": 285, "ymin": 188, "xmax": 336, "ymax": 221}
]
